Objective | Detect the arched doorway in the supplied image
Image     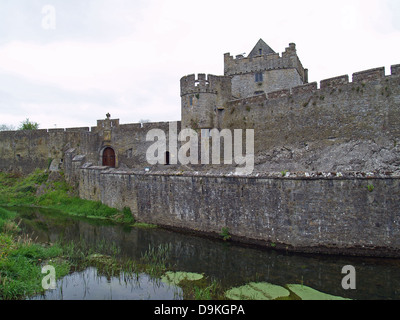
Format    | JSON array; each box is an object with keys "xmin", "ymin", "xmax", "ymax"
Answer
[{"xmin": 102, "ymin": 147, "xmax": 116, "ymax": 167}]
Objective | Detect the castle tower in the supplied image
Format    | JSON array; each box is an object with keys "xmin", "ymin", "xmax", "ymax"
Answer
[
  {"xmin": 224, "ymin": 40, "xmax": 308, "ymax": 99},
  {"xmin": 180, "ymin": 74, "xmax": 232, "ymax": 129}
]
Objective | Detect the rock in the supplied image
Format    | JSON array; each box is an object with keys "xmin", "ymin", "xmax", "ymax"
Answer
[{"xmin": 49, "ymin": 159, "xmax": 60, "ymax": 172}]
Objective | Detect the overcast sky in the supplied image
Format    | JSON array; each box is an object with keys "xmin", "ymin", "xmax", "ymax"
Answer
[{"xmin": 0, "ymin": 0, "xmax": 399, "ymax": 129}]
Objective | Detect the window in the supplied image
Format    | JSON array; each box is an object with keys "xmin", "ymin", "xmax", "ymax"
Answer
[
  {"xmin": 259, "ymin": 48, "xmax": 262, "ymax": 55},
  {"xmin": 189, "ymin": 97, "xmax": 193, "ymax": 106},
  {"xmin": 255, "ymin": 72, "xmax": 263, "ymax": 82}
]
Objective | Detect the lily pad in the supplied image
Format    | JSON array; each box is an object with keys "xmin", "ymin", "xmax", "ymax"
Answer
[
  {"xmin": 161, "ymin": 271, "xmax": 204, "ymax": 285},
  {"xmin": 286, "ymin": 284, "xmax": 351, "ymax": 300},
  {"xmin": 225, "ymin": 282, "xmax": 290, "ymax": 300}
]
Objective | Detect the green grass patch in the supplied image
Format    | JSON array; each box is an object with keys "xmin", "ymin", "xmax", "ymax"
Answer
[
  {"xmin": 37, "ymin": 191, "xmax": 120, "ymax": 219},
  {"xmin": 0, "ymin": 170, "xmax": 166, "ymax": 299},
  {"xmin": 0, "ymin": 207, "xmax": 71, "ymax": 300},
  {"xmin": 0, "ymin": 170, "xmax": 136, "ymax": 224}
]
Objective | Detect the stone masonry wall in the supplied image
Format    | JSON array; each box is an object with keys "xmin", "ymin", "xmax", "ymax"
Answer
[
  {"xmin": 0, "ymin": 121, "xmax": 178, "ymax": 174},
  {"xmin": 230, "ymin": 68, "xmax": 303, "ymax": 99},
  {"xmin": 77, "ymin": 167, "xmax": 400, "ymax": 258},
  {"xmin": 222, "ymin": 65, "xmax": 400, "ymax": 173},
  {"xmin": 0, "ymin": 127, "xmax": 98, "ymax": 174}
]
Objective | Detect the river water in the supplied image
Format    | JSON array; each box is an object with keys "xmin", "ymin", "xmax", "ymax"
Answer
[{"xmin": 11, "ymin": 207, "xmax": 400, "ymax": 300}]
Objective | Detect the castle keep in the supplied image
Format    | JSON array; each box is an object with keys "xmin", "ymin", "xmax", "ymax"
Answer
[
  {"xmin": 1, "ymin": 39, "xmax": 400, "ymax": 257},
  {"xmin": 181, "ymin": 40, "xmax": 307, "ymax": 129}
]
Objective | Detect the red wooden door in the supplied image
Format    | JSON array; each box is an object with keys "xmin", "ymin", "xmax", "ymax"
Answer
[{"xmin": 102, "ymin": 148, "xmax": 115, "ymax": 167}]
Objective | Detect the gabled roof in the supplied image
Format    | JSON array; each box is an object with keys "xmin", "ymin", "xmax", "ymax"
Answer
[{"xmin": 248, "ymin": 39, "xmax": 275, "ymax": 58}]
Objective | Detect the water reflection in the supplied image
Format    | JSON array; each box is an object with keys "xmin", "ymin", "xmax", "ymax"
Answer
[
  {"xmin": 31, "ymin": 267, "xmax": 182, "ymax": 300},
  {"xmin": 13, "ymin": 207, "xmax": 400, "ymax": 300}
]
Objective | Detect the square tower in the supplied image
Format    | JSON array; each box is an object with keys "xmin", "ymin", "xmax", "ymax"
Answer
[{"xmin": 224, "ymin": 40, "xmax": 308, "ymax": 99}]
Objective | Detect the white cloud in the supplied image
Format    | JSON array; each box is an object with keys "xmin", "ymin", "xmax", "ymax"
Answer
[{"xmin": 0, "ymin": 0, "xmax": 399, "ymax": 129}]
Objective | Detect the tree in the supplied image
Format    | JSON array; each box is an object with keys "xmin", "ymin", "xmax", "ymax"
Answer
[
  {"xmin": 139, "ymin": 119, "xmax": 151, "ymax": 128},
  {"xmin": 19, "ymin": 118, "xmax": 39, "ymax": 131},
  {"xmin": 0, "ymin": 124, "xmax": 16, "ymax": 131}
]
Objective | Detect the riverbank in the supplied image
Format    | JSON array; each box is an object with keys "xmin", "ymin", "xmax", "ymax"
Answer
[
  {"xmin": 0, "ymin": 170, "xmax": 224, "ymax": 300},
  {"xmin": 0, "ymin": 206, "xmax": 70, "ymax": 299},
  {"xmin": 76, "ymin": 166, "xmax": 400, "ymax": 258},
  {"xmin": 0, "ymin": 169, "xmax": 136, "ymax": 224},
  {"xmin": 0, "ymin": 170, "xmax": 390, "ymax": 300},
  {"xmin": 1, "ymin": 204, "xmax": 228, "ymax": 300},
  {"xmin": 3, "ymin": 205, "xmax": 364, "ymax": 301}
]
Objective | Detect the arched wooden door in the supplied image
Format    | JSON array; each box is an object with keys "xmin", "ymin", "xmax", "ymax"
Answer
[{"xmin": 102, "ymin": 147, "xmax": 116, "ymax": 167}]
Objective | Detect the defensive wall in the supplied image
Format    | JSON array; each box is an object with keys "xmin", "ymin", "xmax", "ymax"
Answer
[
  {"xmin": 219, "ymin": 64, "xmax": 400, "ymax": 173},
  {"xmin": 0, "ymin": 120, "xmax": 175, "ymax": 174},
  {"xmin": 1, "ymin": 63, "xmax": 399, "ymax": 257},
  {"xmin": 75, "ymin": 167, "xmax": 400, "ymax": 258}
]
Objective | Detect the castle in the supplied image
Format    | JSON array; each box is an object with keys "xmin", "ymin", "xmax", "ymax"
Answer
[
  {"xmin": 2, "ymin": 39, "xmax": 399, "ymax": 175},
  {"xmin": 1, "ymin": 39, "xmax": 400, "ymax": 257},
  {"xmin": 181, "ymin": 39, "xmax": 307, "ymax": 130}
]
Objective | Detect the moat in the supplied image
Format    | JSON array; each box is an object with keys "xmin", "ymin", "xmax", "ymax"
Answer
[{"xmin": 14, "ymin": 207, "xmax": 400, "ymax": 300}]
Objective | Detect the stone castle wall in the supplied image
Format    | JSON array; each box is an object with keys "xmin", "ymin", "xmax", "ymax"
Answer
[
  {"xmin": 224, "ymin": 43, "xmax": 306, "ymax": 81},
  {"xmin": 77, "ymin": 167, "xmax": 400, "ymax": 258},
  {"xmin": 220, "ymin": 64, "xmax": 400, "ymax": 173},
  {"xmin": 180, "ymin": 74, "xmax": 232, "ymax": 128},
  {"xmin": 230, "ymin": 68, "xmax": 304, "ymax": 100},
  {"xmin": 0, "ymin": 127, "xmax": 99, "ymax": 174},
  {"xmin": 224, "ymin": 43, "xmax": 307, "ymax": 99},
  {"xmin": 0, "ymin": 120, "xmax": 177, "ymax": 174},
  {"xmin": 1, "ymin": 49, "xmax": 399, "ymax": 257}
]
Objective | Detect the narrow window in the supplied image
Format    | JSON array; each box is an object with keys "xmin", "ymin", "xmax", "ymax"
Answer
[
  {"xmin": 255, "ymin": 72, "xmax": 263, "ymax": 82},
  {"xmin": 189, "ymin": 97, "xmax": 193, "ymax": 106},
  {"xmin": 165, "ymin": 151, "xmax": 170, "ymax": 165},
  {"xmin": 259, "ymin": 48, "xmax": 262, "ymax": 55}
]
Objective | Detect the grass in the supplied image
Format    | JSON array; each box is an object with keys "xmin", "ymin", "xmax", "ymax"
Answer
[
  {"xmin": 0, "ymin": 204, "xmax": 160, "ymax": 300},
  {"xmin": 0, "ymin": 169, "xmax": 160, "ymax": 299},
  {"xmin": 0, "ymin": 207, "xmax": 71, "ymax": 300},
  {"xmin": 0, "ymin": 170, "xmax": 227, "ymax": 300},
  {"xmin": 219, "ymin": 227, "xmax": 231, "ymax": 241},
  {"xmin": 281, "ymin": 170, "xmax": 289, "ymax": 177},
  {"xmin": 0, "ymin": 170, "xmax": 135, "ymax": 223},
  {"xmin": 140, "ymin": 243, "xmax": 172, "ymax": 278},
  {"xmin": 179, "ymin": 277, "xmax": 225, "ymax": 300}
]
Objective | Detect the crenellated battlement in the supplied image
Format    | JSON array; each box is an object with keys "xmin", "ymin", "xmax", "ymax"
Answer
[
  {"xmin": 224, "ymin": 43, "xmax": 307, "ymax": 83},
  {"xmin": 258, "ymin": 64, "xmax": 400, "ymax": 102},
  {"xmin": 180, "ymin": 74, "xmax": 231, "ymax": 97}
]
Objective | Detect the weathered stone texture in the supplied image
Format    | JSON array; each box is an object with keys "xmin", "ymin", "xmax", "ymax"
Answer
[
  {"xmin": 224, "ymin": 43, "xmax": 306, "ymax": 83},
  {"xmin": 231, "ymin": 69, "xmax": 303, "ymax": 99},
  {"xmin": 180, "ymin": 74, "xmax": 231, "ymax": 129},
  {"xmin": 77, "ymin": 168, "xmax": 400, "ymax": 257},
  {"xmin": 222, "ymin": 70, "xmax": 400, "ymax": 173},
  {"xmin": 1, "ymin": 40, "xmax": 399, "ymax": 257}
]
